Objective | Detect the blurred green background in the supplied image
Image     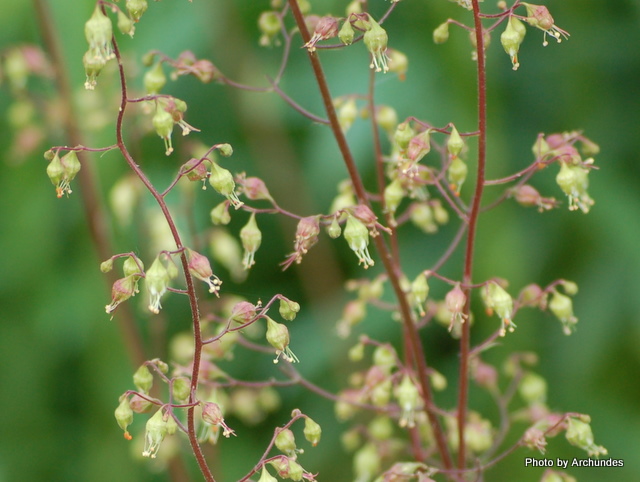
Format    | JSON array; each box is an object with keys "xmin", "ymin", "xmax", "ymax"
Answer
[{"xmin": 1, "ymin": 1, "xmax": 639, "ymax": 481}]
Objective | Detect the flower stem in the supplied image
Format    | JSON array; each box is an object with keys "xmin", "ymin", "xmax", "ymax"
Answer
[
  {"xmin": 457, "ymin": 0, "xmax": 488, "ymax": 470},
  {"xmin": 287, "ymin": 0, "xmax": 453, "ymax": 472}
]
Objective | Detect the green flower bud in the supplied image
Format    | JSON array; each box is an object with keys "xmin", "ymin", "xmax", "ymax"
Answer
[
  {"xmin": 555, "ymin": 162, "xmax": 594, "ymax": 213},
  {"xmin": 384, "ymin": 178, "xmax": 405, "ymax": 220},
  {"xmin": 265, "ymin": 316, "xmax": 298, "ymax": 363},
  {"xmin": 395, "ymin": 374, "xmax": 421, "ymax": 428},
  {"xmin": 368, "ymin": 416, "xmax": 394, "ymax": 441},
  {"xmin": 303, "ymin": 417, "xmax": 322, "ymax": 447},
  {"xmin": 561, "ymin": 280, "xmax": 578, "ymax": 296},
  {"xmin": 327, "ymin": 216, "xmax": 342, "ymax": 239},
  {"xmin": 258, "ymin": 11, "xmax": 281, "ymax": 47},
  {"xmin": 126, "ymin": 0, "xmax": 148, "ymax": 23},
  {"xmin": 258, "ymin": 465, "xmax": 278, "ymax": 482},
  {"xmin": 549, "ymin": 290, "xmax": 578, "ymax": 335},
  {"xmin": 375, "ymin": 105, "xmax": 398, "ymax": 133},
  {"xmin": 209, "ymin": 162, "xmax": 243, "ymax": 208},
  {"xmin": 123, "ymin": 255, "xmax": 143, "ymax": 278},
  {"xmin": 484, "ymin": 281, "xmax": 515, "ymax": 336},
  {"xmin": 152, "ymin": 104, "xmax": 174, "ymax": 156},
  {"xmin": 144, "ymin": 62, "xmax": 166, "ymax": 95},
  {"xmin": 210, "ymin": 201, "xmax": 231, "ymax": 225},
  {"xmin": 519, "ymin": 371, "xmax": 547, "ymax": 404},
  {"xmin": 448, "ymin": 156, "xmax": 468, "ymax": 195},
  {"xmin": 85, "ymin": 5, "xmax": 114, "ymax": 62},
  {"xmin": 348, "ymin": 342, "xmax": 365, "ymax": 362},
  {"xmin": 338, "ymin": 97, "xmax": 358, "ymax": 132},
  {"xmin": 117, "ymin": 10, "xmax": 135, "ymax": 37},
  {"xmin": 210, "ymin": 229, "xmax": 245, "ymax": 283},
  {"xmin": 373, "ymin": 345, "xmax": 396, "ymax": 373},
  {"xmin": 410, "ymin": 202, "xmax": 437, "ymax": 234},
  {"xmin": 218, "ymin": 143, "xmax": 233, "ymax": 157},
  {"xmin": 133, "ymin": 364, "xmax": 153, "ymax": 392},
  {"xmin": 387, "ymin": 49, "xmax": 408, "ymax": 81},
  {"xmin": 100, "ymin": 258, "xmax": 114, "ymax": 273},
  {"xmin": 145, "ymin": 256, "xmax": 170, "ymax": 314},
  {"xmin": 447, "ymin": 124, "xmax": 465, "ymax": 158},
  {"xmin": 566, "ymin": 417, "xmax": 608, "ymax": 457},
  {"xmin": 172, "ymin": 377, "xmax": 191, "ymax": 403},
  {"xmin": 142, "ymin": 409, "xmax": 167, "ymax": 458},
  {"xmin": 115, "ymin": 396, "xmax": 134, "ymax": 439},
  {"xmin": 410, "ymin": 272, "xmax": 430, "ymax": 316},
  {"xmin": 275, "ymin": 428, "xmax": 297, "ymax": 455},
  {"xmin": 532, "ymin": 135, "xmax": 551, "ymax": 158},
  {"xmin": 279, "ymin": 298, "xmax": 300, "ymax": 321},
  {"xmin": 430, "ymin": 370, "xmax": 447, "ymax": 391},
  {"xmin": 432, "ymin": 199, "xmax": 449, "ymax": 225},
  {"xmin": 433, "ymin": 21, "xmax": 450, "ymax": 44},
  {"xmin": 394, "ymin": 121, "xmax": 415, "ymax": 150},
  {"xmin": 501, "ymin": 16, "xmax": 526, "ymax": 70},
  {"xmin": 370, "ymin": 378, "xmax": 392, "ymax": 407},
  {"xmin": 465, "ymin": 412, "xmax": 493, "ymax": 453},
  {"xmin": 354, "ymin": 443, "xmax": 380, "ymax": 482},
  {"xmin": 344, "ymin": 215, "xmax": 374, "ymax": 268},
  {"xmin": 339, "ymin": 19, "xmax": 355, "ymax": 45},
  {"xmin": 240, "ymin": 213, "xmax": 261, "ymax": 269}
]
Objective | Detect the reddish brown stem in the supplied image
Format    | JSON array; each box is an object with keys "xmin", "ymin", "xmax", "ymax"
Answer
[
  {"xmin": 457, "ymin": 0, "xmax": 488, "ymax": 471},
  {"xmin": 110, "ymin": 29, "xmax": 214, "ymax": 482},
  {"xmin": 287, "ymin": 0, "xmax": 454, "ymax": 472}
]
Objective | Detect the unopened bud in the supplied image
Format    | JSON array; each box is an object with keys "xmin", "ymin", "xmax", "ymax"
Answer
[
  {"xmin": 303, "ymin": 417, "xmax": 322, "ymax": 446},
  {"xmin": 126, "ymin": 0, "xmax": 148, "ymax": 23},
  {"xmin": 433, "ymin": 22, "xmax": 449, "ymax": 44},
  {"xmin": 115, "ymin": 396, "xmax": 134, "ymax": 439},
  {"xmin": 279, "ymin": 297, "xmax": 300, "ymax": 321},
  {"xmin": 133, "ymin": 364, "xmax": 153, "ymax": 392},
  {"xmin": 275, "ymin": 428, "xmax": 297, "ymax": 455},
  {"xmin": 144, "ymin": 62, "xmax": 166, "ymax": 95},
  {"xmin": 339, "ymin": 19, "xmax": 355, "ymax": 45},
  {"xmin": 172, "ymin": 377, "xmax": 190, "ymax": 403}
]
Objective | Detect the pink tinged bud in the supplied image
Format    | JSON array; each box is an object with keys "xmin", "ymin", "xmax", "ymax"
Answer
[
  {"xmin": 129, "ymin": 393, "xmax": 152, "ymax": 413},
  {"xmin": 512, "ymin": 184, "xmax": 558, "ymax": 211},
  {"xmin": 407, "ymin": 129, "xmax": 431, "ymax": 162},
  {"xmin": 522, "ymin": 3, "xmax": 569, "ymax": 46},
  {"xmin": 472, "ymin": 359, "xmax": 498, "ymax": 389},
  {"xmin": 265, "ymin": 316, "xmax": 299, "ymax": 363},
  {"xmin": 240, "ymin": 213, "xmax": 262, "ymax": 270},
  {"xmin": 445, "ymin": 283, "xmax": 468, "ymax": 333},
  {"xmin": 187, "ymin": 248, "xmax": 222, "ymax": 296},
  {"xmin": 202, "ymin": 402, "xmax": 236, "ymax": 438},
  {"xmin": 303, "ymin": 16, "xmax": 339, "ymax": 52},
  {"xmin": 363, "ymin": 15, "xmax": 389, "ymax": 73},
  {"xmin": 105, "ymin": 275, "xmax": 137, "ymax": 314},
  {"xmin": 209, "ymin": 162, "xmax": 243, "ymax": 208},
  {"xmin": 142, "ymin": 409, "xmax": 168, "ymax": 458},
  {"xmin": 230, "ymin": 301, "xmax": 258, "ymax": 324},
  {"xmin": 181, "ymin": 157, "xmax": 209, "ymax": 186},
  {"xmin": 239, "ymin": 176, "xmax": 273, "ymax": 201},
  {"xmin": 344, "ymin": 215, "xmax": 374, "ymax": 268},
  {"xmin": 351, "ymin": 204, "xmax": 380, "ymax": 236},
  {"xmin": 145, "ymin": 256, "xmax": 170, "ymax": 314}
]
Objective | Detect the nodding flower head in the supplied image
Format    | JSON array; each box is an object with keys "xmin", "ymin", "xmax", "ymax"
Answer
[
  {"xmin": 46, "ymin": 150, "xmax": 81, "ymax": 198},
  {"xmin": 555, "ymin": 161, "xmax": 595, "ymax": 213},
  {"xmin": 240, "ymin": 213, "xmax": 262, "ymax": 270},
  {"xmin": 187, "ymin": 248, "xmax": 222, "ymax": 296},
  {"xmin": 500, "ymin": 16, "xmax": 526, "ymax": 70},
  {"xmin": 145, "ymin": 256, "xmax": 171, "ymax": 314},
  {"xmin": 521, "ymin": 3, "xmax": 570, "ymax": 46},
  {"xmin": 84, "ymin": 5, "xmax": 114, "ymax": 62},
  {"xmin": 303, "ymin": 16, "xmax": 339, "ymax": 52},
  {"xmin": 363, "ymin": 15, "xmax": 389, "ymax": 73},
  {"xmin": 142, "ymin": 409, "xmax": 168, "ymax": 458},
  {"xmin": 343, "ymin": 215, "xmax": 374, "ymax": 268}
]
